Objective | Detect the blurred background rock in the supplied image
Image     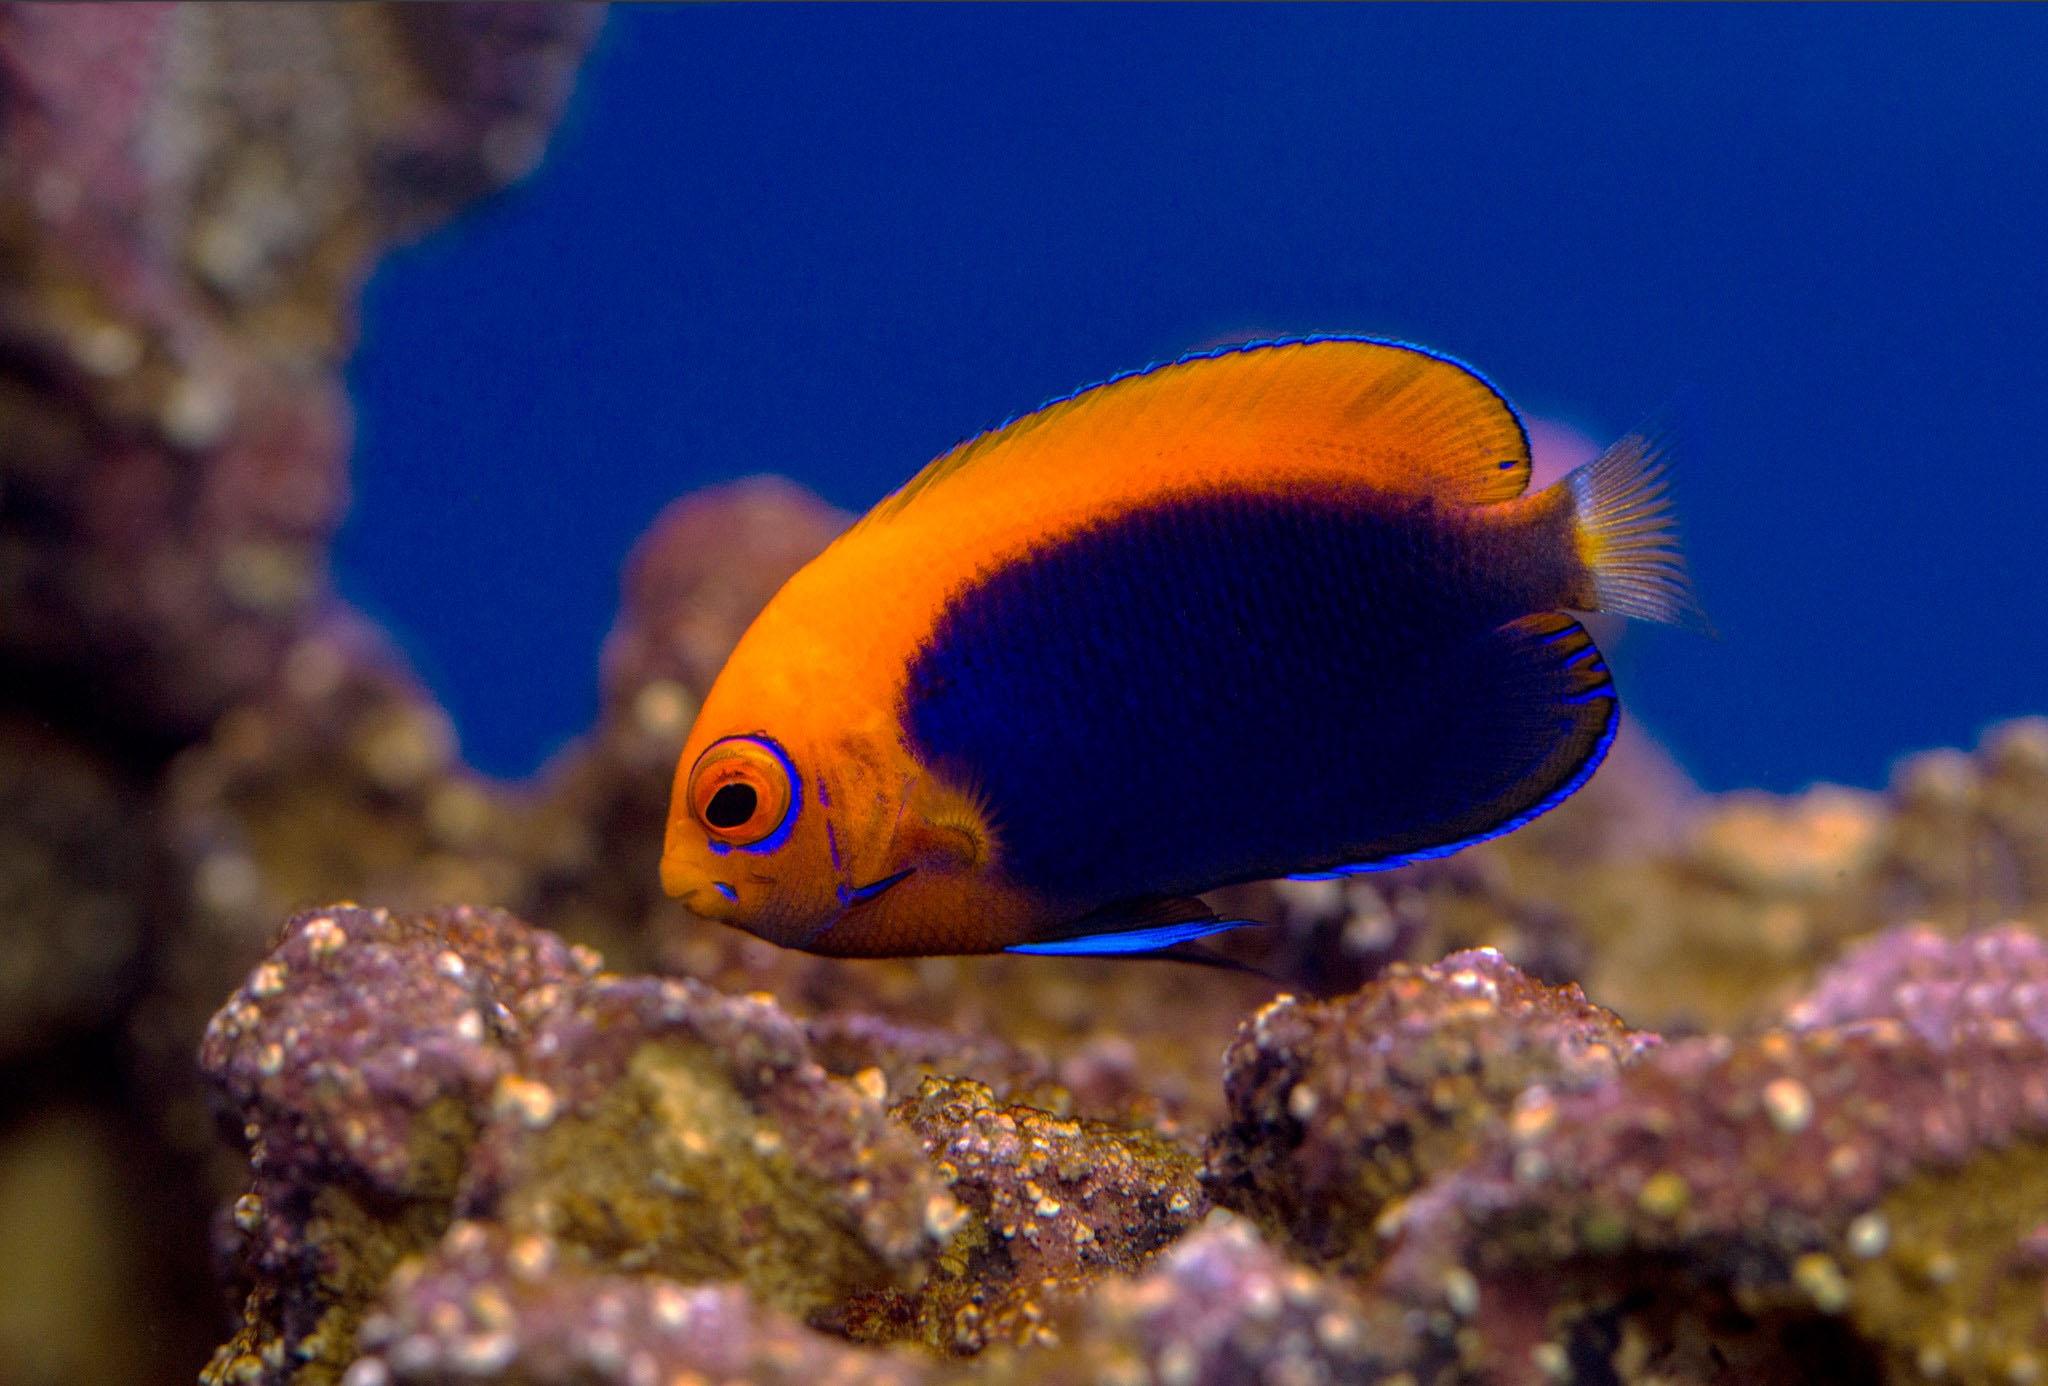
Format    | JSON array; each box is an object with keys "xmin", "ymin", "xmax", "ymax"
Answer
[
  {"xmin": 5, "ymin": 5, "xmax": 2048, "ymax": 1385},
  {"xmin": 0, "ymin": 6, "xmax": 600, "ymax": 1381}
]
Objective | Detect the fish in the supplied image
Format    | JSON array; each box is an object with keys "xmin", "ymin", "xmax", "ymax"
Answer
[{"xmin": 660, "ymin": 337, "xmax": 1704, "ymax": 958}]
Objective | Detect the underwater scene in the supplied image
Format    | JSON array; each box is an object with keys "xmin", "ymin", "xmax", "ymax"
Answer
[{"xmin": 3, "ymin": 4, "xmax": 2047, "ymax": 1384}]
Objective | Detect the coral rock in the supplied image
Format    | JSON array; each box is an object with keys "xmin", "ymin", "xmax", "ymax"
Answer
[
  {"xmin": 347, "ymin": 1221, "xmax": 930, "ymax": 1386},
  {"xmin": 1203, "ymin": 947, "xmax": 1653, "ymax": 1275},
  {"xmin": 1371, "ymin": 935, "xmax": 2048, "ymax": 1384},
  {"xmin": 0, "ymin": 3, "xmax": 600, "ymax": 744},
  {"xmin": 201, "ymin": 905, "xmax": 953, "ymax": 1383},
  {"xmin": 856, "ymin": 1076, "xmax": 1208, "ymax": 1354},
  {"xmin": 1784, "ymin": 921, "xmax": 2048, "ymax": 1044},
  {"xmin": 201, "ymin": 905, "xmax": 594, "ymax": 1385},
  {"xmin": 465, "ymin": 972, "xmax": 953, "ymax": 1314},
  {"xmin": 972, "ymin": 1212, "xmax": 1401, "ymax": 1386}
]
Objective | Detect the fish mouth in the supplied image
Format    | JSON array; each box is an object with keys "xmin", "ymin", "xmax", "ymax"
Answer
[
  {"xmin": 662, "ymin": 859, "xmax": 738, "ymax": 919},
  {"xmin": 681, "ymin": 883, "xmax": 738, "ymax": 920}
]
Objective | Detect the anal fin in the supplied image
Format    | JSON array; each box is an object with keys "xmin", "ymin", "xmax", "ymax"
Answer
[{"xmin": 1007, "ymin": 895, "xmax": 1258, "ymax": 957}]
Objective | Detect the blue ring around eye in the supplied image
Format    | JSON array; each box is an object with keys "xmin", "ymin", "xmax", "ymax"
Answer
[{"xmin": 699, "ymin": 733, "xmax": 801, "ymax": 855}]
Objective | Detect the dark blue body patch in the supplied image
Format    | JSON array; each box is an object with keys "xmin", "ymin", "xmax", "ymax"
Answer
[{"xmin": 900, "ymin": 488, "xmax": 1614, "ymax": 908}]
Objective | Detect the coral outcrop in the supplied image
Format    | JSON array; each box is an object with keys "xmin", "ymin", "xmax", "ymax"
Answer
[
  {"xmin": 199, "ymin": 904, "xmax": 955, "ymax": 1384},
  {"xmin": 0, "ymin": 9, "xmax": 604, "ymax": 1378},
  {"xmin": 0, "ymin": 3, "xmax": 600, "ymax": 745},
  {"xmin": 195, "ymin": 897, "xmax": 2048, "ymax": 1386},
  {"xmin": 1202, "ymin": 948, "xmax": 1656, "ymax": 1275},
  {"xmin": 1352, "ymin": 928, "xmax": 2048, "ymax": 1384},
  {"xmin": 345, "ymin": 1223, "xmax": 932, "ymax": 1386},
  {"xmin": 858, "ymin": 1076, "xmax": 1207, "ymax": 1354}
]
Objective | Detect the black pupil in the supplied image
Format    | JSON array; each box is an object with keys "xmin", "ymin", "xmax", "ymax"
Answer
[{"xmin": 705, "ymin": 782, "xmax": 758, "ymax": 830}]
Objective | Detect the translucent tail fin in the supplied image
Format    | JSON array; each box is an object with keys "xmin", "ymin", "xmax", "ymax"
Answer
[{"xmin": 1566, "ymin": 425, "xmax": 1711, "ymax": 632}]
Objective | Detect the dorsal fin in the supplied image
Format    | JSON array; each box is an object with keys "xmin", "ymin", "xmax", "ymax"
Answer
[{"xmin": 856, "ymin": 337, "xmax": 1531, "ymax": 533}]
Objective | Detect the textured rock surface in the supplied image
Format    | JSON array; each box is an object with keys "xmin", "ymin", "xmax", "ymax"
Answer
[
  {"xmin": 0, "ymin": 11, "xmax": 601, "ymax": 1378},
  {"xmin": 0, "ymin": 2, "xmax": 599, "ymax": 744},
  {"xmin": 346, "ymin": 1222, "xmax": 931, "ymax": 1386},
  {"xmin": 1203, "ymin": 948, "xmax": 1656, "ymax": 1275},
  {"xmin": 970, "ymin": 1213, "xmax": 1401, "ymax": 1386},
  {"xmin": 193, "ymin": 899, "xmax": 2048, "ymax": 1385},
  {"xmin": 200, "ymin": 905, "xmax": 953, "ymax": 1386},
  {"xmin": 850, "ymin": 1076, "xmax": 1207, "ymax": 1354},
  {"xmin": 1365, "ymin": 944, "xmax": 2048, "ymax": 1384}
]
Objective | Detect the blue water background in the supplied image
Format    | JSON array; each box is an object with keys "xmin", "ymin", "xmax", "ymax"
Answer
[{"xmin": 339, "ymin": 5, "xmax": 2048, "ymax": 792}]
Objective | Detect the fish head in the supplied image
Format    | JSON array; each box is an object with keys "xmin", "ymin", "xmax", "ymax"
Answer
[
  {"xmin": 662, "ymin": 699, "xmax": 1005, "ymax": 954},
  {"xmin": 660, "ymin": 557, "xmax": 1014, "ymax": 953},
  {"xmin": 660, "ymin": 719, "xmax": 835, "ymax": 939}
]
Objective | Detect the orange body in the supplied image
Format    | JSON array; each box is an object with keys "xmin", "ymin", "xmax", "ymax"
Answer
[{"xmin": 661, "ymin": 338, "xmax": 1697, "ymax": 957}]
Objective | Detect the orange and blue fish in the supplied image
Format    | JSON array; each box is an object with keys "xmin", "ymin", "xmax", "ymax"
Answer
[{"xmin": 660, "ymin": 337, "xmax": 1703, "ymax": 958}]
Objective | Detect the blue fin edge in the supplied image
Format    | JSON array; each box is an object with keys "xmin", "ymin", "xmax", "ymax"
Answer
[{"xmin": 1006, "ymin": 918, "xmax": 1256, "ymax": 957}]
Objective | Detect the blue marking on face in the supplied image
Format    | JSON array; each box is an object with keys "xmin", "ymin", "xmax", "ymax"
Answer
[
  {"xmin": 847, "ymin": 866, "xmax": 914, "ymax": 904},
  {"xmin": 720, "ymin": 733, "xmax": 802, "ymax": 856},
  {"xmin": 712, "ymin": 881, "xmax": 739, "ymax": 902}
]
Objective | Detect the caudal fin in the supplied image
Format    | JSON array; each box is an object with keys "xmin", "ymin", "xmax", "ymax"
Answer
[{"xmin": 1566, "ymin": 426, "xmax": 1710, "ymax": 631}]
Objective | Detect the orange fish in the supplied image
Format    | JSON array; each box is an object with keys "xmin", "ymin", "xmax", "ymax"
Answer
[{"xmin": 661, "ymin": 338, "xmax": 1703, "ymax": 957}]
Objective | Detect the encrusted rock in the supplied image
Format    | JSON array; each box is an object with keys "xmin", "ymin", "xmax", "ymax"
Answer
[
  {"xmin": 1203, "ymin": 948, "xmax": 1653, "ymax": 1274},
  {"xmin": 201, "ymin": 904, "xmax": 952, "ymax": 1383},
  {"xmin": 1370, "ymin": 933, "xmax": 2048, "ymax": 1384},
  {"xmin": 465, "ymin": 973, "xmax": 953, "ymax": 1316},
  {"xmin": 0, "ymin": 3, "xmax": 601, "ymax": 743},
  {"xmin": 346, "ymin": 1222, "xmax": 930, "ymax": 1386},
  {"xmin": 851, "ymin": 1077, "xmax": 1208, "ymax": 1354},
  {"xmin": 201, "ymin": 905, "xmax": 593, "ymax": 1384},
  {"xmin": 971, "ymin": 1212, "xmax": 1403, "ymax": 1386},
  {"xmin": 803, "ymin": 1011, "xmax": 1063, "ymax": 1110},
  {"xmin": 1785, "ymin": 921, "xmax": 2048, "ymax": 1044}
]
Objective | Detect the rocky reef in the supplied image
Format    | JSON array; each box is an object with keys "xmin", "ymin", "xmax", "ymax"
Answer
[
  {"xmin": 193, "ymin": 908, "xmax": 2048, "ymax": 1386},
  {"xmin": 5, "ymin": 6, "xmax": 2048, "ymax": 1385}
]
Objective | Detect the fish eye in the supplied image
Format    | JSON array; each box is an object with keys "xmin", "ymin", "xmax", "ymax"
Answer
[
  {"xmin": 687, "ymin": 736, "xmax": 796, "ymax": 848},
  {"xmin": 704, "ymin": 783, "xmax": 756, "ymax": 829}
]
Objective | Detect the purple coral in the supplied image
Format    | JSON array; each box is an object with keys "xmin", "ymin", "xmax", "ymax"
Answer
[
  {"xmin": 201, "ymin": 904, "xmax": 957, "ymax": 1384},
  {"xmin": 1204, "ymin": 947, "xmax": 1654, "ymax": 1273}
]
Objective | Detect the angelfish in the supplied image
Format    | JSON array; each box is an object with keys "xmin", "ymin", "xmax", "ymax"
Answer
[{"xmin": 660, "ymin": 338, "xmax": 1703, "ymax": 958}]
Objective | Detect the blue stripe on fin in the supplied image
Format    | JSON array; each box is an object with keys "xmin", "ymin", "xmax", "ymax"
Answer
[{"xmin": 1007, "ymin": 918, "xmax": 1255, "ymax": 956}]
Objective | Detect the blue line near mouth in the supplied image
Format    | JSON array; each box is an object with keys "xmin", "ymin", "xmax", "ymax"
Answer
[{"xmin": 712, "ymin": 881, "xmax": 739, "ymax": 902}]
